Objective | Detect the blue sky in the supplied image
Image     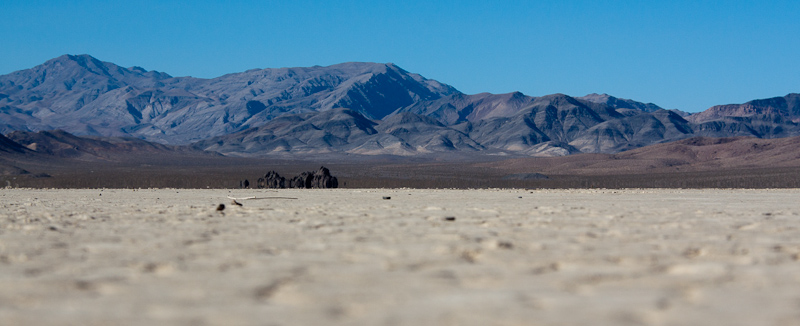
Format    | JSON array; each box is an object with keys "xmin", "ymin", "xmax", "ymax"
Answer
[{"xmin": 1, "ymin": 0, "xmax": 798, "ymax": 112}]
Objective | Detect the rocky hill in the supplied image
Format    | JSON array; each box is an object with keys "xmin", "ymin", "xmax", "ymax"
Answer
[
  {"xmin": 0, "ymin": 133, "xmax": 28, "ymax": 154},
  {"xmin": 687, "ymin": 94, "xmax": 800, "ymax": 124}
]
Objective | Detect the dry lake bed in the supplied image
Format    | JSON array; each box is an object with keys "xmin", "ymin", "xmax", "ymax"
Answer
[{"xmin": 1, "ymin": 188, "xmax": 800, "ymax": 325}]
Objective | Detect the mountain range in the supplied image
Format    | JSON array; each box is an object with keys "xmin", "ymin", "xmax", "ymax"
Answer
[
  {"xmin": 0, "ymin": 55, "xmax": 456, "ymax": 144},
  {"xmin": 2, "ymin": 54, "xmax": 799, "ymax": 158}
]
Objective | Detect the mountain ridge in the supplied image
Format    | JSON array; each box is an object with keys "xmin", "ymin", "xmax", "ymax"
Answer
[
  {"xmin": 2, "ymin": 54, "xmax": 799, "ymax": 158},
  {"xmin": 193, "ymin": 94, "xmax": 697, "ymax": 157}
]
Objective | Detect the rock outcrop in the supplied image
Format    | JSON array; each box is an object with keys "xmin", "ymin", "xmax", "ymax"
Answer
[
  {"xmin": 257, "ymin": 171, "xmax": 285, "ymax": 189},
  {"xmin": 309, "ymin": 166, "xmax": 339, "ymax": 189},
  {"xmin": 287, "ymin": 171, "xmax": 313, "ymax": 189},
  {"xmin": 258, "ymin": 167, "xmax": 338, "ymax": 189}
]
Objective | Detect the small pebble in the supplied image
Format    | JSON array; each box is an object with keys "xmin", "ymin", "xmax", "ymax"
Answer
[
  {"xmin": 231, "ymin": 199, "xmax": 243, "ymax": 206},
  {"xmin": 216, "ymin": 204, "xmax": 226, "ymax": 211},
  {"xmin": 444, "ymin": 216, "xmax": 456, "ymax": 221},
  {"xmin": 383, "ymin": 196, "xmax": 391, "ymax": 200}
]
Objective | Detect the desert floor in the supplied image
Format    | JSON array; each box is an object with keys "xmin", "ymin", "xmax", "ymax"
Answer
[{"xmin": 1, "ymin": 188, "xmax": 799, "ymax": 326}]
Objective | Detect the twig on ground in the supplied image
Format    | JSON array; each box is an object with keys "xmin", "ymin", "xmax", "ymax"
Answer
[
  {"xmin": 227, "ymin": 196, "xmax": 298, "ymax": 200},
  {"xmin": 228, "ymin": 196, "xmax": 257, "ymax": 200}
]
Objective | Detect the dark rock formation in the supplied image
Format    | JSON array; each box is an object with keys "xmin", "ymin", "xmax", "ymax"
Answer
[
  {"xmin": 288, "ymin": 171, "xmax": 314, "ymax": 189},
  {"xmin": 309, "ymin": 166, "xmax": 339, "ymax": 189},
  {"xmin": 259, "ymin": 167, "xmax": 338, "ymax": 189},
  {"xmin": 257, "ymin": 171, "xmax": 285, "ymax": 189}
]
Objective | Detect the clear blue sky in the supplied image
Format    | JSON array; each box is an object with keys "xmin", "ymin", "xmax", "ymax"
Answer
[{"xmin": 2, "ymin": 0, "xmax": 798, "ymax": 112}]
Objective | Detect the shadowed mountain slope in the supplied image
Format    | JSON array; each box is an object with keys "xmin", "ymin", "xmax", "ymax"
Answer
[
  {"xmin": 193, "ymin": 108, "xmax": 483, "ymax": 156},
  {"xmin": 391, "ymin": 91, "xmax": 676, "ymax": 126},
  {"xmin": 0, "ymin": 133, "xmax": 28, "ymax": 154},
  {"xmin": 391, "ymin": 91, "xmax": 538, "ymax": 125},
  {"xmin": 6, "ymin": 130, "xmax": 218, "ymax": 160},
  {"xmin": 0, "ymin": 133, "xmax": 32, "ymax": 176},
  {"xmin": 192, "ymin": 108, "xmax": 385, "ymax": 155}
]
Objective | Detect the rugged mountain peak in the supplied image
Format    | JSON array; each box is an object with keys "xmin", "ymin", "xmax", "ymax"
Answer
[
  {"xmin": 524, "ymin": 93, "xmax": 612, "ymax": 116},
  {"xmin": 324, "ymin": 63, "xmax": 459, "ymax": 119},
  {"xmin": 28, "ymin": 54, "xmax": 169, "ymax": 86},
  {"xmin": 483, "ymin": 91, "xmax": 530, "ymax": 103},
  {"xmin": 579, "ymin": 93, "xmax": 665, "ymax": 112},
  {"xmin": 581, "ymin": 93, "xmax": 613, "ymax": 101},
  {"xmin": 0, "ymin": 53, "xmax": 171, "ymax": 107},
  {"xmin": 535, "ymin": 93, "xmax": 578, "ymax": 105},
  {"xmin": 50, "ymin": 54, "xmax": 105, "ymax": 71}
]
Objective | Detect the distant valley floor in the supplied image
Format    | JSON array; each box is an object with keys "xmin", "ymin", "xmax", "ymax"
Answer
[
  {"xmin": 4, "ymin": 133, "xmax": 800, "ymax": 189},
  {"xmin": 4, "ymin": 153, "xmax": 800, "ymax": 189}
]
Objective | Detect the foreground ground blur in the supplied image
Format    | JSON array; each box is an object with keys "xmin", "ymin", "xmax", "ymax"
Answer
[{"xmin": 1, "ymin": 188, "xmax": 799, "ymax": 325}]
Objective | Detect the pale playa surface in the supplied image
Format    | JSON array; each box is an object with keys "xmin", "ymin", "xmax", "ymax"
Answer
[{"xmin": 1, "ymin": 188, "xmax": 799, "ymax": 326}]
